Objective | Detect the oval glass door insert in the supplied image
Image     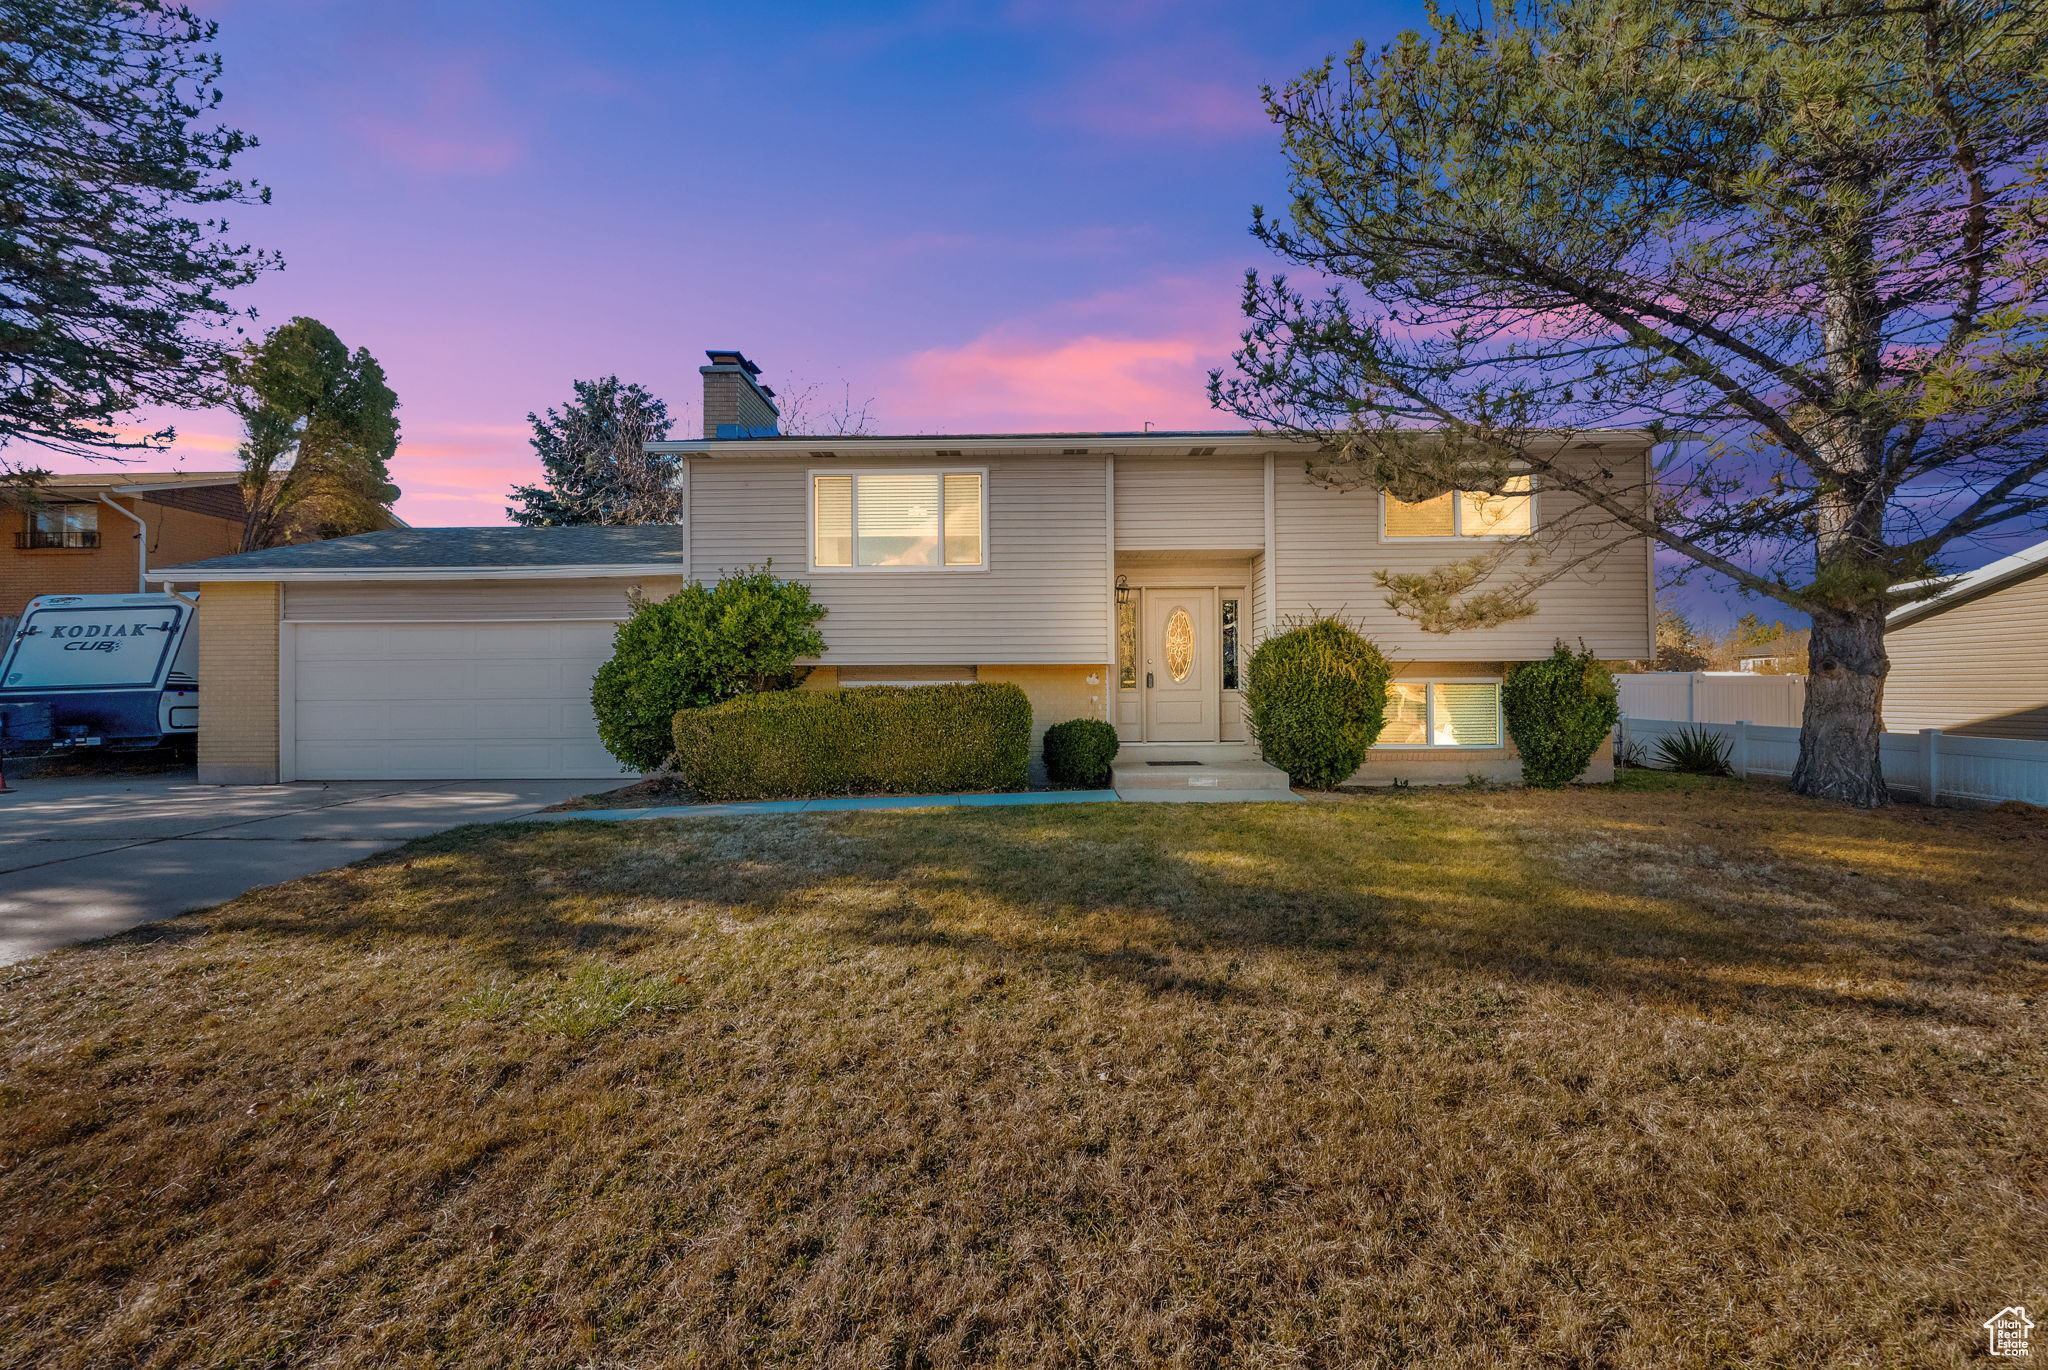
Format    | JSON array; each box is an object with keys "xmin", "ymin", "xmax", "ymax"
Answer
[{"xmin": 1165, "ymin": 608, "xmax": 1194, "ymax": 682}]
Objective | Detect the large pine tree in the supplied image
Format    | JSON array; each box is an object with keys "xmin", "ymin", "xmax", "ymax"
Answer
[
  {"xmin": 1214, "ymin": 0, "xmax": 2048, "ymax": 806},
  {"xmin": 507, "ymin": 378, "xmax": 682, "ymax": 526},
  {"xmin": 0, "ymin": 0, "xmax": 273, "ymax": 466}
]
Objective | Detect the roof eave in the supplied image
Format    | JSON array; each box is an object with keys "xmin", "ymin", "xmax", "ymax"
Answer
[
  {"xmin": 1886, "ymin": 537, "xmax": 2048, "ymax": 627},
  {"xmin": 648, "ymin": 427, "xmax": 1670, "ymax": 458},
  {"xmin": 150, "ymin": 563, "xmax": 686, "ymax": 583}
]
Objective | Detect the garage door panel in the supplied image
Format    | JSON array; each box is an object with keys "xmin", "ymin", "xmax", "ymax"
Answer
[
  {"xmin": 293, "ymin": 622, "xmax": 617, "ymax": 662},
  {"xmin": 295, "ymin": 700, "xmax": 591, "ymax": 742},
  {"xmin": 297, "ymin": 658, "xmax": 603, "ymax": 703},
  {"xmin": 290, "ymin": 622, "xmax": 633, "ymax": 780}
]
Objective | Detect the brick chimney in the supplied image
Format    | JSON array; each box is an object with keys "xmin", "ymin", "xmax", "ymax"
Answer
[{"xmin": 700, "ymin": 350, "xmax": 779, "ymax": 439}]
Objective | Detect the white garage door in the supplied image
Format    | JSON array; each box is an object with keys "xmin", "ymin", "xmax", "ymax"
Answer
[{"xmin": 289, "ymin": 621, "xmax": 635, "ymax": 780}]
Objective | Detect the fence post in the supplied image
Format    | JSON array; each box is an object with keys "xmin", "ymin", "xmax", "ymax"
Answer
[
  {"xmin": 1921, "ymin": 728, "xmax": 1943, "ymax": 805},
  {"xmin": 1687, "ymin": 672, "xmax": 1698, "ymax": 722},
  {"xmin": 1731, "ymin": 720, "xmax": 1751, "ymax": 779}
]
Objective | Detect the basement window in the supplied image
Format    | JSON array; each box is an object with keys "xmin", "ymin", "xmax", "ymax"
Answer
[{"xmin": 1379, "ymin": 681, "xmax": 1503, "ymax": 747}]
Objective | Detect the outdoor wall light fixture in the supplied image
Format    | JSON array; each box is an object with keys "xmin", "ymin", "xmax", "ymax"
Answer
[{"xmin": 1114, "ymin": 575, "xmax": 1131, "ymax": 606}]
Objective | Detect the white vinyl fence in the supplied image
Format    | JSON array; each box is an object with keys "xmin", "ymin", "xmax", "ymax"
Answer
[
  {"xmin": 1618, "ymin": 715, "xmax": 2048, "ymax": 806},
  {"xmin": 1616, "ymin": 671, "xmax": 1807, "ymax": 727}
]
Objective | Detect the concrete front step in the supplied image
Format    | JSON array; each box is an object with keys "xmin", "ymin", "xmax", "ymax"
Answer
[
  {"xmin": 1110, "ymin": 756, "xmax": 1293, "ymax": 793},
  {"xmin": 1116, "ymin": 741, "xmax": 1261, "ymax": 764}
]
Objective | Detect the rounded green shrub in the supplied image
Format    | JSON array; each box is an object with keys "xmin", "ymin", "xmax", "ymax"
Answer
[
  {"xmin": 1041, "ymin": 718, "xmax": 1119, "ymax": 787},
  {"xmin": 671, "ymin": 682, "xmax": 1031, "ymax": 802},
  {"xmin": 1244, "ymin": 618, "xmax": 1393, "ymax": 790},
  {"xmin": 591, "ymin": 566, "xmax": 826, "ymax": 771},
  {"xmin": 1501, "ymin": 641, "xmax": 1620, "ymax": 786}
]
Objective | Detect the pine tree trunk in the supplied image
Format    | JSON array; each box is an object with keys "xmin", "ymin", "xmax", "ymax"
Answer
[{"xmin": 1789, "ymin": 603, "xmax": 1890, "ymax": 806}]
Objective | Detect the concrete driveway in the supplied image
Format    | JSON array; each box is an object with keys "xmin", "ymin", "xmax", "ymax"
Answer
[{"xmin": 0, "ymin": 776, "xmax": 599, "ymax": 965}]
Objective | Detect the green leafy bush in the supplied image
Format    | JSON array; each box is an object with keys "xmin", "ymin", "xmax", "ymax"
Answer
[
  {"xmin": 671, "ymin": 682, "xmax": 1032, "ymax": 802},
  {"xmin": 1501, "ymin": 642, "xmax": 1621, "ymax": 786},
  {"xmin": 591, "ymin": 566, "xmax": 826, "ymax": 771},
  {"xmin": 1655, "ymin": 725, "xmax": 1733, "ymax": 776},
  {"xmin": 1244, "ymin": 618, "xmax": 1393, "ymax": 790},
  {"xmin": 1042, "ymin": 718, "xmax": 1119, "ymax": 787}
]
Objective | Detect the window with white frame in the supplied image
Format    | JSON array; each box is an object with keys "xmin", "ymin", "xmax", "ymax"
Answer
[
  {"xmin": 812, "ymin": 471, "xmax": 985, "ymax": 569},
  {"xmin": 1382, "ymin": 476, "xmax": 1534, "ymax": 538},
  {"xmin": 1379, "ymin": 680, "xmax": 1503, "ymax": 747}
]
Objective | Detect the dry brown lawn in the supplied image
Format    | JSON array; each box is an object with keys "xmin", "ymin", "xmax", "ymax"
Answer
[{"xmin": 2, "ymin": 773, "xmax": 2045, "ymax": 1369}]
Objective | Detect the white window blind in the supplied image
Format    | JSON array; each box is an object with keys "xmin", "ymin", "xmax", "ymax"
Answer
[
  {"xmin": 1385, "ymin": 476, "xmax": 1532, "ymax": 537},
  {"xmin": 1379, "ymin": 680, "xmax": 1502, "ymax": 747},
  {"xmin": 812, "ymin": 471, "xmax": 984, "ymax": 570},
  {"xmin": 813, "ymin": 475, "xmax": 853, "ymax": 567}
]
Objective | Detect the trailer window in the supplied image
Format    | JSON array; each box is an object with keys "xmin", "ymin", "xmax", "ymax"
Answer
[{"xmin": 1, "ymin": 605, "xmax": 185, "ymax": 691}]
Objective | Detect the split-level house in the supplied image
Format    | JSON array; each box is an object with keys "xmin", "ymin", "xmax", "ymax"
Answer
[{"xmin": 160, "ymin": 351, "xmax": 1654, "ymax": 786}]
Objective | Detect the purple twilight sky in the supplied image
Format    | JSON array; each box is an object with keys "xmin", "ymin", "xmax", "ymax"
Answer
[{"xmin": 60, "ymin": 0, "xmax": 1386, "ymax": 522}]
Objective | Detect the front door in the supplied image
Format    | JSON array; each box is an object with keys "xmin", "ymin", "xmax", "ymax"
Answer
[{"xmin": 1142, "ymin": 587, "xmax": 1217, "ymax": 742}]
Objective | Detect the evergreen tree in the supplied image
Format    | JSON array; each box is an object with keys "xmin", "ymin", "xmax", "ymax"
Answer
[
  {"xmin": 1213, "ymin": 0, "xmax": 2048, "ymax": 806},
  {"xmin": 227, "ymin": 317, "xmax": 399, "ymax": 550},
  {"xmin": 0, "ymin": 0, "xmax": 274, "ymax": 466},
  {"xmin": 507, "ymin": 378, "xmax": 681, "ymax": 526}
]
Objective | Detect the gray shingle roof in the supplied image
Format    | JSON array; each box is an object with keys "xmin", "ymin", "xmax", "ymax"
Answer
[{"xmin": 159, "ymin": 525, "xmax": 687, "ymax": 573}]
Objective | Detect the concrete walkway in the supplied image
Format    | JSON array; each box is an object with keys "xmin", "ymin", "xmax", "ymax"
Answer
[
  {"xmin": 525, "ymin": 789, "xmax": 1124, "ymax": 822},
  {"xmin": 0, "ymin": 775, "xmax": 596, "ymax": 965},
  {"xmin": 523, "ymin": 784, "xmax": 1302, "ymax": 824}
]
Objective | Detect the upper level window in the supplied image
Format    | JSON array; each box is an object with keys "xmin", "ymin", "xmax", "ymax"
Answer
[
  {"xmin": 812, "ymin": 471, "xmax": 984, "ymax": 570},
  {"xmin": 19, "ymin": 503, "xmax": 98, "ymax": 550},
  {"xmin": 1383, "ymin": 476, "xmax": 1533, "ymax": 538}
]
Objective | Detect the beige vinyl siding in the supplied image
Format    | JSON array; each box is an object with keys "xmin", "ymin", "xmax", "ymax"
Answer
[
  {"xmin": 1269, "ymin": 456, "xmax": 1654, "ymax": 659},
  {"xmin": 1885, "ymin": 566, "xmax": 2048, "ymax": 741},
  {"xmin": 688, "ymin": 455, "xmax": 1109, "ymax": 665},
  {"xmin": 283, "ymin": 580, "xmax": 644, "ymax": 622},
  {"xmin": 1113, "ymin": 455, "xmax": 1264, "ymax": 551}
]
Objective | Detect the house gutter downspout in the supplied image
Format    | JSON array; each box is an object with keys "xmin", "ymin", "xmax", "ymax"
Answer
[{"xmin": 98, "ymin": 493, "xmax": 148, "ymax": 593}]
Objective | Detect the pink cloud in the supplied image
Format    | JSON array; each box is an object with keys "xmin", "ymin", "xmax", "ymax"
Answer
[
  {"xmin": 893, "ymin": 335, "xmax": 1220, "ymax": 430},
  {"xmin": 1039, "ymin": 48, "xmax": 1273, "ymax": 140},
  {"xmin": 879, "ymin": 273, "xmax": 1246, "ymax": 431}
]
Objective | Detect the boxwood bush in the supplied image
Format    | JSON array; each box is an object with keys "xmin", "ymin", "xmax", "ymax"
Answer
[
  {"xmin": 1501, "ymin": 642, "xmax": 1621, "ymax": 786},
  {"xmin": 591, "ymin": 567, "xmax": 826, "ymax": 771},
  {"xmin": 1041, "ymin": 717, "xmax": 1119, "ymax": 787},
  {"xmin": 671, "ymin": 682, "xmax": 1032, "ymax": 802},
  {"xmin": 1244, "ymin": 617, "xmax": 1393, "ymax": 790}
]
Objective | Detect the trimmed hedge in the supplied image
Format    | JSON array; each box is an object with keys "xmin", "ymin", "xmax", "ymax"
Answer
[
  {"xmin": 1244, "ymin": 618, "xmax": 1394, "ymax": 790},
  {"xmin": 1501, "ymin": 641, "xmax": 1620, "ymax": 786},
  {"xmin": 671, "ymin": 682, "xmax": 1032, "ymax": 802},
  {"xmin": 1042, "ymin": 717, "xmax": 1119, "ymax": 787}
]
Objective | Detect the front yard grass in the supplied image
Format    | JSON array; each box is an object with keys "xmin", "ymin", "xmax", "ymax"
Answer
[{"xmin": 3, "ymin": 776, "xmax": 2044, "ymax": 1367}]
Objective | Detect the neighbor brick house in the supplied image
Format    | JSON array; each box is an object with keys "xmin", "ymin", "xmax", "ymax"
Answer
[
  {"xmin": 1, "ymin": 471, "xmax": 250, "ymax": 622},
  {"xmin": 161, "ymin": 351, "xmax": 1656, "ymax": 786}
]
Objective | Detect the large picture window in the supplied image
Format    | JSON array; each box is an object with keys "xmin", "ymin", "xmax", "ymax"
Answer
[
  {"xmin": 1379, "ymin": 681, "xmax": 1503, "ymax": 747},
  {"xmin": 1382, "ymin": 476, "xmax": 1534, "ymax": 538},
  {"xmin": 812, "ymin": 471, "xmax": 985, "ymax": 570}
]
